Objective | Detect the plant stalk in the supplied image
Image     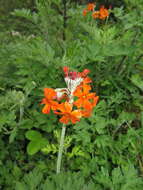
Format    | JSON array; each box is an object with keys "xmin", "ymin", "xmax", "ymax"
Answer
[{"xmin": 56, "ymin": 124, "xmax": 66, "ymax": 174}]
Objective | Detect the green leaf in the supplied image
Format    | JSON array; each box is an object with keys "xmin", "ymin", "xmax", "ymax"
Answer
[
  {"xmin": 41, "ymin": 144, "xmax": 57, "ymax": 154},
  {"xmin": 27, "ymin": 136, "xmax": 48, "ymax": 155},
  {"xmin": 117, "ymin": 111, "xmax": 135, "ymax": 126},
  {"xmin": 39, "ymin": 138, "xmax": 48, "ymax": 147},
  {"xmin": 131, "ymin": 74, "xmax": 143, "ymax": 91},
  {"xmin": 15, "ymin": 182, "xmax": 27, "ymax": 190},
  {"xmin": 95, "ymin": 116, "xmax": 107, "ymax": 134},
  {"xmin": 12, "ymin": 8, "xmax": 33, "ymax": 21},
  {"xmin": 25, "ymin": 130, "xmax": 42, "ymax": 140},
  {"xmin": 27, "ymin": 141, "xmax": 41, "ymax": 155},
  {"xmin": 9, "ymin": 127, "xmax": 18, "ymax": 143}
]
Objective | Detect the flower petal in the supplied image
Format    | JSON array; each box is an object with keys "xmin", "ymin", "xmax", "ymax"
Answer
[
  {"xmin": 83, "ymin": 99, "xmax": 93, "ymax": 110},
  {"xmin": 87, "ymin": 93, "xmax": 96, "ymax": 99},
  {"xmin": 41, "ymin": 98, "xmax": 47, "ymax": 104},
  {"xmin": 59, "ymin": 115, "xmax": 70, "ymax": 124},
  {"xmin": 56, "ymin": 102, "xmax": 72, "ymax": 113},
  {"xmin": 70, "ymin": 117, "xmax": 80, "ymax": 124},
  {"xmin": 71, "ymin": 110, "xmax": 82, "ymax": 119},
  {"xmin": 64, "ymin": 102, "xmax": 72, "ymax": 113},
  {"xmin": 93, "ymin": 96, "xmax": 99, "ymax": 106},
  {"xmin": 74, "ymin": 98, "xmax": 83, "ymax": 108},
  {"xmin": 74, "ymin": 88, "xmax": 83, "ymax": 97},
  {"xmin": 83, "ymin": 77, "xmax": 92, "ymax": 84},
  {"xmin": 83, "ymin": 85, "xmax": 91, "ymax": 94},
  {"xmin": 50, "ymin": 100, "xmax": 59, "ymax": 110},
  {"xmin": 42, "ymin": 104, "xmax": 50, "ymax": 114},
  {"xmin": 81, "ymin": 109, "xmax": 92, "ymax": 118},
  {"xmin": 44, "ymin": 88, "xmax": 56, "ymax": 100}
]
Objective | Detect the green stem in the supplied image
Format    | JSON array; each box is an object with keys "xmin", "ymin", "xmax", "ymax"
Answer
[{"xmin": 56, "ymin": 124, "xmax": 66, "ymax": 174}]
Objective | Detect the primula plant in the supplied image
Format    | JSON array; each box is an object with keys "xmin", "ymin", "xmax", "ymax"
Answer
[{"xmin": 41, "ymin": 67, "xmax": 99, "ymax": 173}]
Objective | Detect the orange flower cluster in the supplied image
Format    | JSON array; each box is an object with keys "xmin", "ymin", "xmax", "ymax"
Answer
[
  {"xmin": 41, "ymin": 67, "xmax": 99, "ymax": 125},
  {"xmin": 83, "ymin": 3, "xmax": 109, "ymax": 20}
]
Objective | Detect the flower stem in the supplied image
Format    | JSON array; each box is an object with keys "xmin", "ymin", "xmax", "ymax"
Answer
[{"xmin": 56, "ymin": 124, "xmax": 66, "ymax": 174}]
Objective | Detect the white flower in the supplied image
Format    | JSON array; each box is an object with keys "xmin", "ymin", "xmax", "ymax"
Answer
[{"xmin": 64, "ymin": 77, "xmax": 83, "ymax": 95}]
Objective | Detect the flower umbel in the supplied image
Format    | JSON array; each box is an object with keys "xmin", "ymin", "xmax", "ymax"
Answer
[
  {"xmin": 83, "ymin": 9, "xmax": 88, "ymax": 16},
  {"xmin": 87, "ymin": 3, "xmax": 96, "ymax": 11},
  {"xmin": 99, "ymin": 6, "xmax": 109, "ymax": 19},
  {"xmin": 41, "ymin": 67, "xmax": 99, "ymax": 124},
  {"xmin": 82, "ymin": 3, "xmax": 96, "ymax": 17},
  {"xmin": 92, "ymin": 11, "xmax": 100, "ymax": 19}
]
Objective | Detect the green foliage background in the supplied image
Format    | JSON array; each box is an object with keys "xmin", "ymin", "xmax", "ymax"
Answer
[{"xmin": 1, "ymin": 0, "xmax": 143, "ymax": 189}]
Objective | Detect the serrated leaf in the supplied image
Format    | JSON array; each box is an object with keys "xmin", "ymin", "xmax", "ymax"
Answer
[
  {"xmin": 15, "ymin": 182, "xmax": 27, "ymax": 190},
  {"xmin": 117, "ymin": 111, "xmax": 135, "ymax": 126},
  {"xmin": 39, "ymin": 138, "xmax": 48, "ymax": 147},
  {"xmin": 12, "ymin": 8, "xmax": 33, "ymax": 21},
  {"xmin": 95, "ymin": 116, "xmax": 107, "ymax": 134},
  {"xmin": 131, "ymin": 74, "xmax": 143, "ymax": 91}
]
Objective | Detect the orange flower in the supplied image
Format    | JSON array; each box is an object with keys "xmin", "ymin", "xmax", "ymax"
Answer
[
  {"xmin": 99, "ymin": 6, "xmax": 109, "ymax": 19},
  {"xmin": 78, "ymin": 69, "xmax": 92, "ymax": 86},
  {"xmin": 82, "ymin": 77, "xmax": 92, "ymax": 85},
  {"xmin": 92, "ymin": 11, "xmax": 100, "ymax": 19},
  {"xmin": 81, "ymin": 96, "xmax": 99, "ymax": 118},
  {"xmin": 87, "ymin": 3, "xmax": 96, "ymax": 11},
  {"xmin": 55, "ymin": 102, "xmax": 82, "ymax": 124},
  {"xmin": 81, "ymin": 109, "xmax": 92, "ymax": 118},
  {"xmin": 76, "ymin": 77, "xmax": 92, "ymax": 92},
  {"xmin": 41, "ymin": 88, "xmax": 59, "ymax": 114},
  {"xmin": 80, "ymin": 69, "xmax": 90, "ymax": 78},
  {"xmin": 74, "ymin": 84, "xmax": 97, "ymax": 110},
  {"xmin": 83, "ymin": 9, "xmax": 88, "ymax": 16},
  {"xmin": 93, "ymin": 95, "xmax": 99, "ymax": 107}
]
